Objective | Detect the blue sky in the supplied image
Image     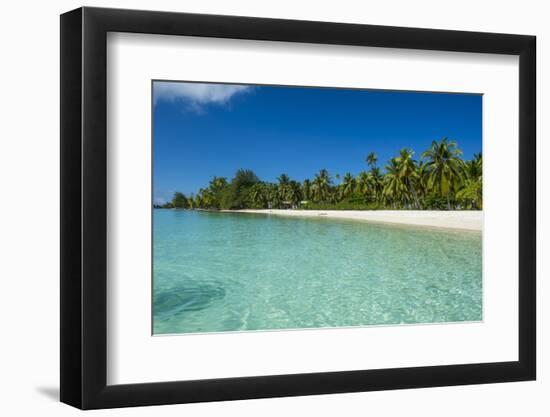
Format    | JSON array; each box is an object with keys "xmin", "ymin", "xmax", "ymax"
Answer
[{"xmin": 153, "ymin": 81, "xmax": 482, "ymax": 204}]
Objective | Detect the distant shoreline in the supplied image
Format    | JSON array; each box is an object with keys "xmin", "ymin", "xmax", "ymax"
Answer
[{"xmin": 216, "ymin": 209, "xmax": 482, "ymax": 232}]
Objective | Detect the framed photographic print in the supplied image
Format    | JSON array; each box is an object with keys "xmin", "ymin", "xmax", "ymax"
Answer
[{"xmin": 60, "ymin": 7, "xmax": 536, "ymax": 409}]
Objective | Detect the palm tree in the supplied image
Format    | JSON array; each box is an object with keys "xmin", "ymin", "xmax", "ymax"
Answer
[
  {"xmin": 207, "ymin": 176, "xmax": 228, "ymax": 208},
  {"xmin": 277, "ymin": 173, "xmax": 290, "ymax": 186},
  {"xmin": 195, "ymin": 192, "xmax": 204, "ymax": 208},
  {"xmin": 340, "ymin": 172, "xmax": 356, "ymax": 200},
  {"xmin": 198, "ymin": 188, "xmax": 217, "ymax": 208},
  {"xmin": 277, "ymin": 173, "xmax": 291, "ymax": 202},
  {"xmin": 366, "ymin": 152, "xmax": 378, "ymax": 168},
  {"xmin": 465, "ymin": 152, "xmax": 482, "ymax": 180},
  {"xmin": 357, "ymin": 171, "xmax": 371, "ymax": 198},
  {"xmin": 456, "ymin": 177, "xmax": 482, "ymax": 209},
  {"xmin": 249, "ymin": 183, "xmax": 267, "ymax": 208},
  {"xmin": 421, "ymin": 138, "xmax": 465, "ymax": 210},
  {"xmin": 287, "ymin": 181, "xmax": 302, "ymax": 207},
  {"xmin": 302, "ymin": 179, "xmax": 312, "ymax": 201},
  {"xmin": 209, "ymin": 176, "xmax": 227, "ymax": 192},
  {"xmin": 368, "ymin": 167, "xmax": 384, "ymax": 202},
  {"xmin": 395, "ymin": 148, "xmax": 420, "ymax": 208},
  {"xmin": 415, "ymin": 160, "xmax": 429, "ymax": 205},
  {"xmin": 383, "ymin": 158, "xmax": 408, "ymax": 208},
  {"xmin": 312, "ymin": 169, "xmax": 332, "ymax": 202},
  {"xmin": 455, "ymin": 153, "xmax": 482, "ymax": 209},
  {"xmin": 264, "ymin": 184, "xmax": 278, "ymax": 209},
  {"xmin": 180, "ymin": 138, "xmax": 483, "ymax": 212}
]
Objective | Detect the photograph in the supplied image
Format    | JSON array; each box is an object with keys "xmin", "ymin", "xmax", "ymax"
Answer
[
  {"xmin": 152, "ymin": 81, "xmax": 483, "ymax": 335},
  {"xmin": 0, "ymin": 0, "xmax": 541, "ymax": 413}
]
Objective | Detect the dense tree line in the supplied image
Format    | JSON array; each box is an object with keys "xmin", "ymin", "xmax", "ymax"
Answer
[{"xmin": 156, "ymin": 138, "xmax": 482, "ymax": 211}]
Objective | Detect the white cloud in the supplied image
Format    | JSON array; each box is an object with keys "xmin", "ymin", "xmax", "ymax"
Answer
[{"xmin": 153, "ymin": 81, "xmax": 252, "ymax": 111}]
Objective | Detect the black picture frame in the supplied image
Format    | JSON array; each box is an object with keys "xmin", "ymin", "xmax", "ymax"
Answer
[{"xmin": 60, "ymin": 6, "xmax": 536, "ymax": 410}]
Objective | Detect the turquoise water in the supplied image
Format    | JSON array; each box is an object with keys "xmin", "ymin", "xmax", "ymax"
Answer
[{"xmin": 153, "ymin": 210, "xmax": 482, "ymax": 334}]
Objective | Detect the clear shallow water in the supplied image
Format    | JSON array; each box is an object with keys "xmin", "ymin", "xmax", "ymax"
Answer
[{"xmin": 153, "ymin": 210, "xmax": 482, "ymax": 334}]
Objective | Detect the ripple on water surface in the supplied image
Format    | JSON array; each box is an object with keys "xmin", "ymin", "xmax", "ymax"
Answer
[{"xmin": 153, "ymin": 210, "xmax": 482, "ymax": 335}]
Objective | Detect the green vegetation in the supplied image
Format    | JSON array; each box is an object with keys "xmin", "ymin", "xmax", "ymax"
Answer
[{"xmin": 157, "ymin": 138, "xmax": 482, "ymax": 211}]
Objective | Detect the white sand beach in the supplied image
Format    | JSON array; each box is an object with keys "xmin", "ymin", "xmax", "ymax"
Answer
[{"xmin": 226, "ymin": 209, "xmax": 482, "ymax": 231}]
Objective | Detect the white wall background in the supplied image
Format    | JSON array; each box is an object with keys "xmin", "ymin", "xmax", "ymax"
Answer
[{"xmin": 0, "ymin": 0, "xmax": 545, "ymax": 415}]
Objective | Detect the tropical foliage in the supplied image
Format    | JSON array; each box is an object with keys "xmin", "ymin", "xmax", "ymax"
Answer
[{"xmin": 156, "ymin": 138, "xmax": 482, "ymax": 211}]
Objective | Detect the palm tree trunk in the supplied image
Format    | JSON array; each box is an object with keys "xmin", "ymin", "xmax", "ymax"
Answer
[
  {"xmin": 446, "ymin": 194, "xmax": 451, "ymax": 210},
  {"xmin": 409, "ymin": 183, "xmax": 420, "ymax": 209}
]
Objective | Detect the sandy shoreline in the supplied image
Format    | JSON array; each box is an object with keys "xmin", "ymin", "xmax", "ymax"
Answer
[{"xmin": 221, "ymin": 209, "xmax": 482, "ymax": 231}]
